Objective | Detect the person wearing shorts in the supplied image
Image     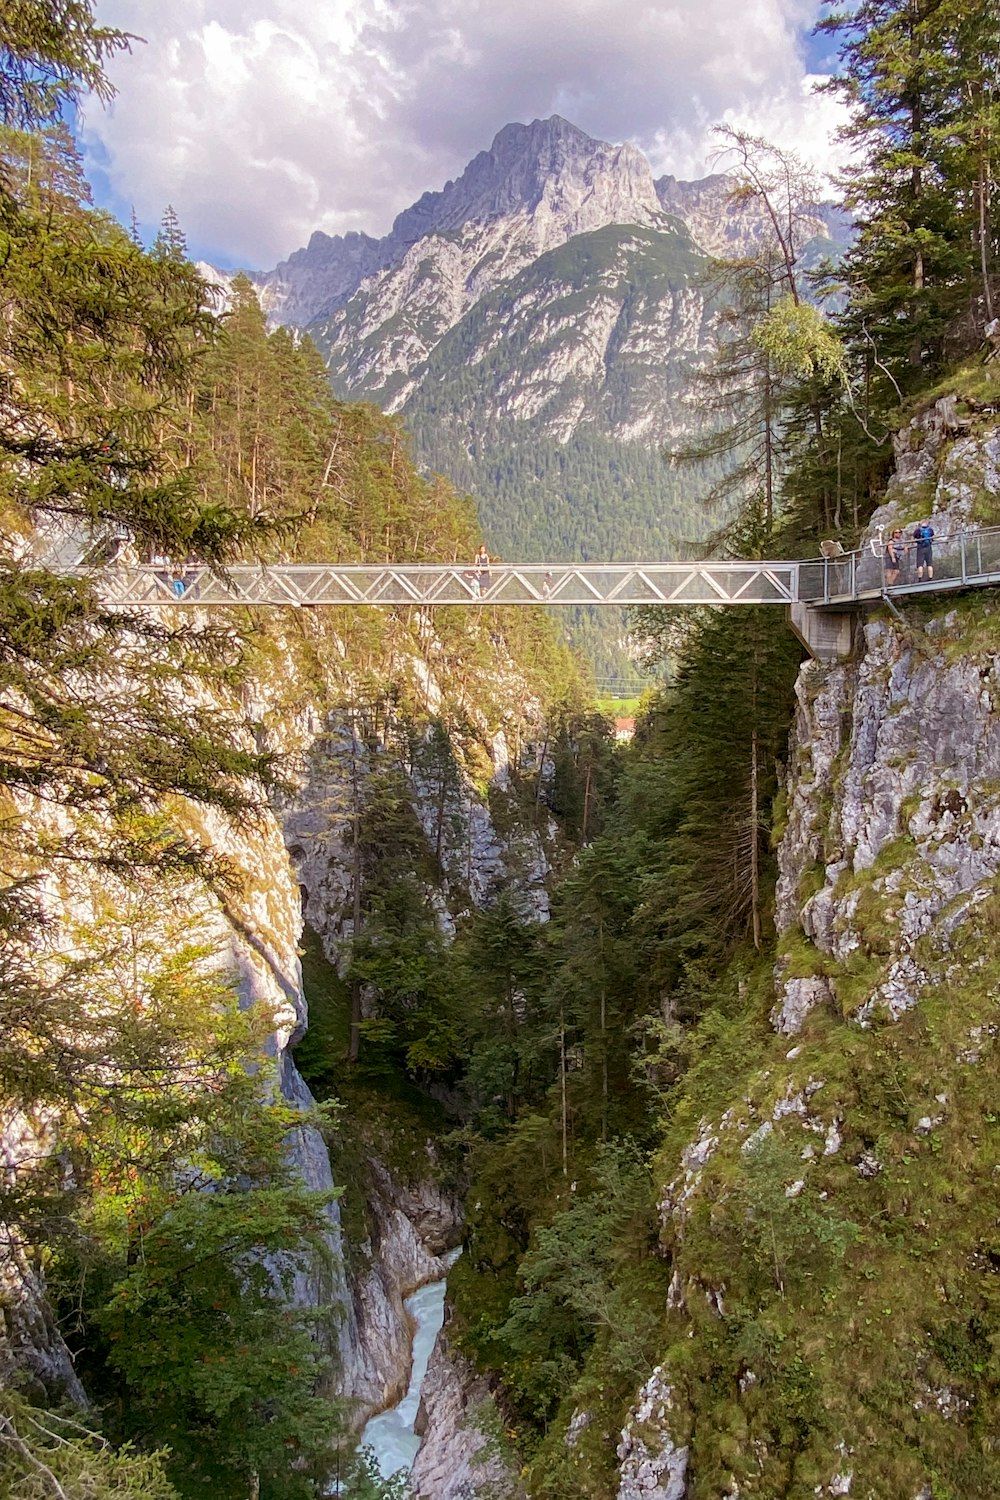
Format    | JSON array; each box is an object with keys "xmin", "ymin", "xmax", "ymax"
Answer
[
  {"xmin": 912, "ymin": 521, "xmax": 935, "ymax": 580},
  {"xmin": 884, "ymin": 528, "xmax": 905, "ymax": 586}
]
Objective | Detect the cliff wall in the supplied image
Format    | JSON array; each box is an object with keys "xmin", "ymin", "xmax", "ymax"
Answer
[
  {"xmin": 0, "ymin": 601, "xmax": 556, "ymax": 1447},
  {"xmin": 605, "ymin": 406, "xmax": 1000, "ymax": 1498}
]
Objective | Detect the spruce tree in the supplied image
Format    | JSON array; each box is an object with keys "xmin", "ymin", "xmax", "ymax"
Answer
[
  {"xmin": 0, "ymin": 0, "xmax": 131, "ymax": 132},
  {"xmin": 820, "ymin": 0, "xmax": 1000, "ymax": 383}
]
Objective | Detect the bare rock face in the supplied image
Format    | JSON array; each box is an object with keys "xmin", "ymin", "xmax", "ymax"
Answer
[
  {"xmin": 866, "ymin": 399, "xmax": 1000, "ymax": 564},
  {"xmin": 0, "ymin": 723, "xmax": 351, "ymax": 1398},
  {"xmin": 258, "ymin": 229, "xmax": 384, "ymax": 329},
  {"xmin": 616, "ymin": 1366, "xmax": 689, "ymax": 1500},
  {"xmin": 0, "ymin": 1227, "xmax": 85, "ymax": 1407},
  {"xmin": 284, "ymin": 709, "xmax": 552, "ymax": 979},
  {"xmin": 772, "ymin": 613, "xmax": 1000, "ymax": 1034},
  {"xmin": 655, "ymin": 172, "xmax": 845, "ymax": 262},
  {"xmin": 344, "ymin": 1160, "xmax": 462, "ymax": 1418},
  {"xmin": 410, "ymin": 1338, "xmax": 524, "ymax": 1500}
]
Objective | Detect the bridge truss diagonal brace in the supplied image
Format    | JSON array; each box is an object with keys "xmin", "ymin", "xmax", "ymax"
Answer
[{"xmin": 55, "ymin": 559, "xmax": 806, "ymax": 609}]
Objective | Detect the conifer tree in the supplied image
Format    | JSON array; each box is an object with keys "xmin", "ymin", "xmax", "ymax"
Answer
[
  {"xmin": 820, "ymin": 0, "xmax": 1000, "ymax": 383},
  {"xmin": 0, "ymin": 0, "xmax": 130, "ymax": 132},
  {"xmin": 151, "ymin": 203, "xmax": 188, "ymax": 263}
]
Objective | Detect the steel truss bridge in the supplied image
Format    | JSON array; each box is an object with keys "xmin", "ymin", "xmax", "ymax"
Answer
[
  {"xmin": 68, "ymin": 558, "xmax": 804, "ymax": 609},
  {"xmin": 46, "ymin": 524, "xmax": 1000, "ymax": 658}
]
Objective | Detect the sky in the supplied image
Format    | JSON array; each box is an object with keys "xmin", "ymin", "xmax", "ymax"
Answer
[{"xmin": 80, "ymin": 0, "xmax": 850, "ymax": 271}]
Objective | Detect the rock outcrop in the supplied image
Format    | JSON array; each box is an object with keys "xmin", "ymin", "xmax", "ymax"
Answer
[
  {"xmin": 616, "ymin": 1367, "xmax": 689, "ymax": 1500},
  {"xmin": 411, "ymin": 1338, "xmax": 524, "ymax": 1500},
  {"xmin": 607, "ymin": 399, "xmax": 1000, "ymax": 1497},
  {"xmin": 343, "ymin": 1159, "xmax": 463, "ymax": 1418}
]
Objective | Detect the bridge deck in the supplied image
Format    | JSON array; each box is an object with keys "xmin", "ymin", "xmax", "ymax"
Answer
[
  {"xmin": 56, "ymin": 559, "xmax": 802, "ymax": 608},
  {"xmin": 42, "ymin": 523, "xmax": 1000, "ymax": 610}
]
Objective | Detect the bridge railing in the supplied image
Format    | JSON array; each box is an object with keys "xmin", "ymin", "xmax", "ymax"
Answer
[
  {"xmin": 45, "ymin": 558, "xmax": 804, "ymax": 609},
  {"xmin": 28, "ymin": 521, "xmax": 1000, "ymax": 609},
  {"xmin": 798, "ymin": 522, "xmax": 1000, "ymax": 604}
]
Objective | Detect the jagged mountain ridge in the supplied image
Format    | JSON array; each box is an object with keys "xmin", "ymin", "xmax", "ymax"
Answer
[
  {"xmin": 258, "ymin": 116, "xmax": 842, "ymax": 339},
  {"xmin": 252, "ymin": 116, "xmax": 846, "ymax": 678},
  {"xmin": 258, "ymin": 116, "xmax": 665, "ymax": 329}
]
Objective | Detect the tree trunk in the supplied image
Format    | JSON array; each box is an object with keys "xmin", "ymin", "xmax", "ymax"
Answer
[
  {"xmin": 750, "ymin": 726, "xmax": 761, "ymax": 950},
  {"xmin": 581, "ymin": 755, "xmax": 593, "ymax": 844},
  {"xmin": 773, "ymin": 357, "xmax": 779, "ymax": 534},
  {"xmin": 434, "ymin": 768, "xmax": 447, "ymax": 865},
  {"xmin": 975, "ymin": 94, "xmax": 995, "ymax": 323},
  {"xmin": 348, "ymin": 724, "xmax": 363, "ymax": 1064},
  {"xmin": 533, "ymin": 729, "xmax": 550, "ymax": 821},
  {"xmin": 598, "ymin": 913, "xmax": 608, "ymax": 1142},
  {"xmin": 560, "ymin": 1012, "xmax": 569, "ymax": 1177}
]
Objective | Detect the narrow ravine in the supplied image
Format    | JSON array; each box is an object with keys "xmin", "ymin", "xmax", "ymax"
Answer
[{"xmin": 361, "ymin": 1250, "xmax": 462, "ymax": 1483}]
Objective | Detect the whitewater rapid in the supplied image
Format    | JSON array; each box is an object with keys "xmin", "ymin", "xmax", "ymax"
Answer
[{"xmin": 361, "ymin": 1249, "xmax": 462, "ymax": 1481}]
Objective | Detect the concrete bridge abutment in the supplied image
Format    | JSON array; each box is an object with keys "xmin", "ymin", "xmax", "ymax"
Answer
[{"xmin": 787, "ymin": 602, "xmax": 859, "ymax": 663}]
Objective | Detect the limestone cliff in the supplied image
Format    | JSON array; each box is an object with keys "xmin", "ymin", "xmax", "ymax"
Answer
[
  {"xmin": 603, "ymin": 403, "xmax": 1000, "ymax": 1497},
  {"xmin": 0, "ymin": 581, "xmax": 557, "ymax": 1450},
  {"xmin": 411, "ymin": 1337, "xmax": 524, "ymax": 1500}
]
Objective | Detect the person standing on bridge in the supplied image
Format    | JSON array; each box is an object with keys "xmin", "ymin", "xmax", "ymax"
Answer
[
  {"xmin": 474, "ymin": 544, "xmax": 492, "ymax": 594},
  {"xmin": 884, "ymin": 528, "xmax": 905, "ymax": 587},
  {"xmin": 912, "ymin": 520, "xmax": 935, "ymax": 580}
]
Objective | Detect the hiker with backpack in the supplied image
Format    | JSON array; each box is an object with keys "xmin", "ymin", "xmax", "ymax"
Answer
[{"xmin": 912, "ymin": 520, "xmax": 935, "ymax": 580}]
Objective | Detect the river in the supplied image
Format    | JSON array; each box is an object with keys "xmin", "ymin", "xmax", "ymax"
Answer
[{"xmin": 360, "ymin": 1249, "xmax": 461, "ymax": 1483}]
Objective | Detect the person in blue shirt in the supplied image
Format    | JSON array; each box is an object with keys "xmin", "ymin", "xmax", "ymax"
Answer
[{"xmin": 912, "ymin": 520, "xmax": 935, "ymax": 580}]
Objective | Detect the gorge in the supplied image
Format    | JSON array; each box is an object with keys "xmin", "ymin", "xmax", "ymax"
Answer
[{"xmin": 5, "ymin": 5, "xmax": 1000, "ymax": 1499}]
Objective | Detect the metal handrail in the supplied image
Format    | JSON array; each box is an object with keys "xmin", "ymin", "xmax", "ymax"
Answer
[
  {"xmin": 45, "ymin": 558, "xmax": 804, "ymax": 609},
  {"xmin": 29, "ymin": 520, "xmax": 1000, "ymax": 610},
  {"xmin": 797, "ymin": 522, "xmax": 1000, "ymax": 605}
]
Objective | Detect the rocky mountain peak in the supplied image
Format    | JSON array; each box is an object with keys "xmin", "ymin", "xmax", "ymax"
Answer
[
  {"xmin": 389, "ymin": 113, "xmax": 661, "ymax": 246},
  {"xmin": 258, "ymin": 224, "xmax": 384, "ymax": 327},
  {"xmin": 256, "ymin": 114, "xmax": 666, "ymax": 332}
]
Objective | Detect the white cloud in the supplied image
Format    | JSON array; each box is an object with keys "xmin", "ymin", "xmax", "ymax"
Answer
[{"xmin": 83, "ymin": 0, "xmax": 851, "ymax": 267}]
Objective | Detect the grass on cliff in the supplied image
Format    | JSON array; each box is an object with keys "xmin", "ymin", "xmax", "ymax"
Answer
[
  {"xmin": 504, "ymin": 849, "xmax": 1000, "ymax": 1499},
  {"xmin": 633, "ymin": 893, "xmax": 1000, "ymax": 1500}
]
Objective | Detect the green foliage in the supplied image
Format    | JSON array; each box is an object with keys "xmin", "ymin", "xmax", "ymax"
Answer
[
  {"xmin": 0, "ymin": 1393, "xmax": 177, "ymax": 1500},
  {"xmin": 7, "ymin": 883, "xmax": 344, "ymax": 1498},
  {"xmin": 98, "ymin": 1188, "xmax": 338, "ymax": 1499},
  {"xmin": 0, "ymin": 52, "xmax": 587, "ymax": 1500},
  {"xmin": 0, "ymin": 176, "xmax": 266, "ymax": 561},
  {"xmin": 751, "ymin": 297, "xmax": 846, "ymax": 384},
  {"xmin": 0, "ymin": 0, "xmax": 131, "ymax": 132},
  {"xmin": 628, "ymin": 607, "xmax": 802, "ymax": 979},
  {"xmin": 820, "ymin": 0, "xmax": 1000, "ymax": 388},
  {"xmin": 696, "ymin": 1131, "xmax": 859, "ymax": 1300},
  {"xmin": 443, "ymin": 607, "xmax": 801, "ymax": 1483},
  {"xmin": 632, "ymin": 887, "xmax": 1000, "ymax": 1498},
  {"xmin": 496, "ymin": 1141, "xmax": 662, "ymax": 1399},
  {"xmin": 337, "ymin": 1448, "xmax": 412, "ymax": 1499},
  {"xmin": 757, "ymin": 0, "xmax": 1000, "ymax": 542}
]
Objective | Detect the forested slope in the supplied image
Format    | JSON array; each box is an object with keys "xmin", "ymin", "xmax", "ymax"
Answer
[
  {"xmin": 0, "ymin": 30, "xmax": 582, "ymax": 1500},
  {"xmin": 6, "ymin": 4, "xmax": 1000, "ymax": 1500},
  {"xmin": 372, "ymin": 3, "xmax": 1000, "ymax": 1495}
]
